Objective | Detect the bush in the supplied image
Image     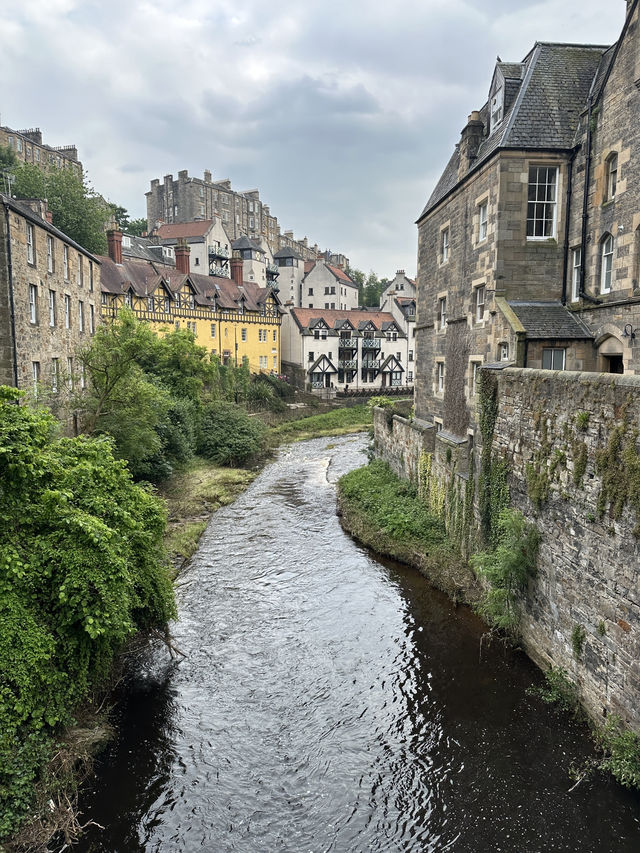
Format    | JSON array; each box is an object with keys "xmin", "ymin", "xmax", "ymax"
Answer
[
  {"xmin": 597, "ymin": 716, "xmax": 640, "ymax": 790},
  {"xmin": 198, "ymin": 402, "xmax": 266, "ymax": 465},
  {"xmin": 0, "ymin": 388, "xmax": 176, "ymax": 840}
]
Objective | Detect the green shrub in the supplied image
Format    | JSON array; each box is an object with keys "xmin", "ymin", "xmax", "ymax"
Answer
[
  {"xmin": 528, "ymin": 666, "xmax": 581, "ymax": 714},
  {"xmin": 471, "ymin": 508, "xmax": 539, "ymax": 632},
  {"xmin": 597, "ymin": 716, "xmax": 640, "ymax": 790},
  {"xmin": 198, "ymin": 402, "xmax": 266, "ymax": 465},
  {"xmin": 0, "ymin": 388, "xmax": 175, "ymax": 840}
]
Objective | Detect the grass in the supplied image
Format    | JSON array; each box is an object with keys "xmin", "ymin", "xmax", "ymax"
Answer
[
  {"xmin": 268, "ymin": 404, "xmax": 372, "ymax": 444},
  {"xmin": 159, "ymin": 459, "xmax": 258, "ymax": 572},
  {"xmin": 337, "ymin": 460, "xmax": 477, "ymax": 601}
]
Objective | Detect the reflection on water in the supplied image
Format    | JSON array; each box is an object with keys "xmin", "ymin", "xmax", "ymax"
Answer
[{"xmin": 76, "ymin": 435, "xmax": 640, "ymax": 852}]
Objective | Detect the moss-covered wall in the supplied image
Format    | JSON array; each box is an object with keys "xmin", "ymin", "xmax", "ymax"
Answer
[{"xmin": 493, "ymin": 368, "xmax": 640, "ymax": 727}]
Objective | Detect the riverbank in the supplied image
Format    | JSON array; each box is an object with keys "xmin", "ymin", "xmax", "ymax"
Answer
[{"xmin": 337, "ymin": 459, "xmax": 479, "ymax": 603}]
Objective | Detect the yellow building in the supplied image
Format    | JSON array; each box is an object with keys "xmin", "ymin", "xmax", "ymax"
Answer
[{"xmin": 99, "ymin": 232, "xmax": 282, "ymax": 373}]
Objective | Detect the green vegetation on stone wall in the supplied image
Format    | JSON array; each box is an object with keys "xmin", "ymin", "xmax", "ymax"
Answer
[{"xmin": 477, "ymin": 369, "xmax": 510, "ymax": 543}]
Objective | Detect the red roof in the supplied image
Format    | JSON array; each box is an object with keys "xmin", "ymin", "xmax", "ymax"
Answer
[{"xmin": 155, "ymin": 221, "xmax": 214, "ymax": 240}]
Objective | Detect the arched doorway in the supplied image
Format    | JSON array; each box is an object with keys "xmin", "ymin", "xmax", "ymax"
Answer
[{"xmin": 597, "ymin": 333, "xmax": 625, "ymax": 373}]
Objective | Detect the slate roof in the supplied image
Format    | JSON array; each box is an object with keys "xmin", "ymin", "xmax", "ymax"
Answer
[
  {"xmin": 420, "ymin": 42, "xmax": 609, "ymax": 219},
  {"xmin": 232, "ymin": 235, "xmax": 264, "ymax": 253},
  {"xmin": 274, "ymin": 246, "xmax": 303, "ymax": 260},
  {"xmin": 0, "ymin": 194, "xmax": 99, "ymax": 261},
  {"xmin": 302, "ymin": 259, "xmax": 357, "ymax": 288},
  {"xmin": 99, "ymin": 255, "xmax": 278, "ymax": 314},
  {"xmin": 508, "ymin": 301, "xmax": 594, "ymax": 339}
]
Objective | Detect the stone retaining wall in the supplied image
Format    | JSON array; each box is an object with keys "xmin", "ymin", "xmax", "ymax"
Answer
[{"xmin": 373, "ymin": 408, "xmax": 434, "ymax": 482}]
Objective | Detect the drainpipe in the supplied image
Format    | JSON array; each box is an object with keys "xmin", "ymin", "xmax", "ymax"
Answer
[
  {"xmin": 3, "ymin": 202, "xmax": 19, "ymax": 387},
  {"xmin": 561, "ymin": 154, "xmax": 575, "ymax": 305},
  {"xmin": 579, "ymin": 96, "xmax": 602, "ymax": 305}
]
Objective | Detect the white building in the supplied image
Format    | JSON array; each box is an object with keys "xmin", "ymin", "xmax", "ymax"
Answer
[
  {"xmin": 153, "ymin": 218, "xmax": 232, "ymax": 277},
  {"xmin": 282, "ymin": 307, "xmax": 415, "ymax": 392},
  {"xmin": 379, "ymin": 269, "xmax": 417, "ymax": 311},
  {"xmin": 301, "ymin": 260, "xmax": 359, "ymax": 311}
]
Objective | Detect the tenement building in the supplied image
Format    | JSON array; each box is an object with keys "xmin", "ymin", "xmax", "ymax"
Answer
[
  {"xmin": 100, "ymin": 231, "xmax": 282, "ymax": 374},
  {"xmin": 145, "ymin": 169, "xmax": 348, "ymax": 267},
  {"xmin": 0, "ymin": 193, "xmax": 99, "ymax": 405},
  {"xmin": 415, "ymin": 0, "xmax": 640, "ymax": 438},
  {"xmin": 0, "ymin": 123, "xmax": 82, "ymax": 177}
]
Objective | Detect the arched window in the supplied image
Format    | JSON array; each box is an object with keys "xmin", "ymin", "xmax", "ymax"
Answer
[
  {"xmin": 600, "ymin": 234, "xmax": 614, "ymax": 294},
  {"xmin": 604, "ymin": 153, "xmax": 618, "ymax": 202}
]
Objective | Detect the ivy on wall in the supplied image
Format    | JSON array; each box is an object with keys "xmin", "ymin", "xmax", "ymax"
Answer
[{"xmin": 477, "ymin": 370, "xmax": 510, "ymax": 543}]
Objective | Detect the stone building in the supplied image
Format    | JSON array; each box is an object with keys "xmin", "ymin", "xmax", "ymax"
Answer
[
  {"xmin": 100, "ymin": 231, "xmax": 282, "ymax": 374},
  {"xmin": 0, "ymin": 124, "xmax": 82, "ymax": 180},
  {"xmin": 282, "ymin": 307, "xmax": 414, "ymax": 392},
  {"xmin": 145, "ymin": 169, "xmax": 348, "ymax": 267},
  {"xmin": 0, "ymin": 194, "xmax": 99, "ymax": 397}
]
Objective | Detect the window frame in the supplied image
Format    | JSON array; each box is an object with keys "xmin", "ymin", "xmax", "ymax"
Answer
[
  {"xmin": 601, "ymin": 234, "xmax": 614, "ymax": 294},
  {"xmin": 571, "ymin": 247, "xmax": 582, "ymax": 302},
  {"xmin": 478, "ymin": 200, "xmax": 488, "ymax": 243},
  {"xmin": 437, "ymin": 296, "xmax": 447, "ymax": 331},
  {"xmin": 29, "ymin": 284, "xmax": 38, "ymax": 324},
  {"xmin": 474, "ymin": 284, "xmax": 486, "ymax": 323},
  {"xmin": 440, "ymin": 227, "xmax": 450, "ymax": 264},
  {"xmin": 542, "ymin": 348, "xmax": 566, "ymax": 370},
  {"xmin": 526, "ymin": 166, "xmax": 559, "ymax": 240},
  {"xmin": 604, "ymin": 152, "xmax": 618, "ymax": 203},
  {"xmin": 26, "ymin": 222, "xmax": 35, "ymax": 265}
]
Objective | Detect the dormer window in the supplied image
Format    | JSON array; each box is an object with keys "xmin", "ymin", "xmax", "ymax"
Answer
[{"xmin": 490, "ymin": 86, "xmax": 504, "ymax": 132}]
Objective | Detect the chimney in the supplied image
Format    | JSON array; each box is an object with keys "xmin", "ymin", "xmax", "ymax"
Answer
[
  {"xmin": 175, "ymin": 240, "xmax": 190, "ymax": 274},
  {"xmin": 45, "ymin": 209, "xmax": 53, "ymax": 224},
  {"xmin": 230, "ymin": 256, "xmax": 243, "ymax": 287},
  {"xmin": 107, "ymin": 229, "xmax": 123, "ymax": 264},
  {"xmin": 204, "ymin": 169, "xmax": 212, "ymax": 183},
  {"xmin": 458, "ymin": 111, "xmax": 484, "ymax": 180}
]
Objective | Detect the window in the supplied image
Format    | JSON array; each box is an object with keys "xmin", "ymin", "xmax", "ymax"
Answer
[
  {"xmin": 241, "ymin": 328, "xmax": 247, "ymax": 341},
  {"xmin": 571, "ymin": 248, "xmax": 582, "ymax": 302},
  {"xmin": 308, "ymin": 288, "xmax": 313, "ymax": 295},
  {"xmin": 474, "ymin": 285, "xmax": 486, "ymax": 322},
  {"xmin": 51, "ymin": 358, "xmax": 59, "ymax": 393},
  {"xmin": 29, "ymin": 285, "xmax": 38, "ymax": 323},
  {"xmin": 526, "ymin": 166, "xmax": 558, "ymax": 238},
  {"xmin": 308, "ymin": 351, "xmax": 315, "ymax": 362},
  {"xmin": 32, "ymin": 361, "xmax": 40, "ymax": 394},
  {"xmin": 601, "ymin": 234, "xmax": 614, "ymax": 293},
  {"xmin": 67, "ymin": 357, "xmax": 73, "ymax": 390},
  {"xmin": 437, "ymin": 361, "xmax": 445, "ymax": 393},
  {"xmin": 604, "ymin": 153, "xmax": 618, "ymax": 202},
  {"xmin": 77, "ymin": 254, "xmax": 83, "ymax": 287},
  {"xmin": 437, "ymin": 296, "xmax": 447, "ymax": 330},
  {"xmin": 490, "ymin": 86, "xmax": 504, "ymax": 131},
  {"xmin": 408, "ymin": 350, "xmax": 414, "ymax": 362},
  {"xmin": 49, "ymin": 290, "xmax": 56, "ymax": 326},
  {"xmin": 194, "ymin": 257, "xmax": 200, "ymax": 266},
  {"xmin": 80, "ymin": 363, "xmax": 86, "ymax": 389},
  {"xmin": 273, "ymin": 330, "xmax": 277, "ymax": 342},
  {"xmin": 441, "ymin": 227, "xmax": 449, "ymax": 263},
  {"xmin": 78, "ymin": 301, "xmax": 84, "ymax": 332},
  {"xmin": 407, "ymin": 371, "xmax": 413, "ymax": 382},
  {"xmin": 16, "ymin": 138, "xmax": 22, "ymax": 153},
  {"xmin": 396, "ymin": 352, "xmax": 402, "ymax": 361},
  {"xmin": 542, "ymin": 348, "xmax": 566, "ymax": 370},
  {"xmin": 499, "ymin": 342, "xmax": 509, "ymax": 361},
  {"xmin": 211, "ymin": 324, "xmax": 216, "ymax": 338},
  {"xmin": 47, "ymin": 236, "xmax": 54, "ymax": 273},
  {"xmin": 64, "ymin": 294, "xmax": 71, "ymax": 329},
  {"xmin": 63, "ymin": 246, "xmax": 69, "ymax": 279},
  {"xmin": 89, "ymin": 263, "xmax": 94, "ymax": 292},
  {"xmin": 164, "ymin": 297, "xmax": 171, "ymax": 313},
  {"xmin": 471, "ymin": 362, "xmax": 481, "ymax": 396},
  {"xmin": 478, "ymin": 201, "xmax": 488, "ymax": 242},
  {"xmin": 89, "ymin": 305, "xmax": 95, "ymax": 334},
  {"xmin": 26, "ymin": 223, "xmax": 35, "ymax": 265},
  {"xmin": 273, "ymin": 356, "xmax": 277, "ymax": 369}
]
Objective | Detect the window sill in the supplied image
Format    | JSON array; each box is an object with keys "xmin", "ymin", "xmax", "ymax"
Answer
[{"xmin": 526, "ymin": 237, "xmax": 558, "ymax": 245}]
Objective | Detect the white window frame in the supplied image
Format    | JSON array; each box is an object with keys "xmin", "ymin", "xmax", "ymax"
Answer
[
  {"xmin": 438, "ymin": 296, "xmax": 447, "ymax": 331},
  {"xmin": 471, "ymin": 361, "xmax": 482, "ymax": 396},
  {"xmin": 601, "ymin": 235, "xmax": 614, "ymax": 293},
  {"xmin": 67, "ymin": 356, "xmax": 74, "ymax": 390},
  {"xmin": 474, "ymin": 285, "xmax": 486, "ymax": 323},
  {"xmin": 47, "ymin": 236, "xmax": 54, "ymax": 273},
  {"xmin": 26, "ymin": 223, "xmax": 35, "ymax": 265},
  {"xmin": 51, "ymin": 358, "xmax": 59, "ymax": 393},
  {"xmin": 605, "ymin": 153, "xmax": 618, "ymax": 202},
  {"xmin": 78, "ymin": 300, "xmax": 84, "ymax": 332},
  {"xmin": 436, "ymin": 361, "xmax": 445, "ymax": 393},
  {"xmin": 29, "ymin": 285, "xmax": 38, "ymax": 324},
  {"xmin": 478, "ymin": 201, "xmax": 488, "ymax": 242},
  {"xmin": 571, "ymin": 247, "xmax": 582, "ymax": 302},
  {"xmin": 48, "ymin": 290, "xmax": 56, "ymax": 327},
  {"xmin": 77, "ymin": 253, "xmax": 83, "ymax": 287},
  {"xmin": 89, "ymin": 304, "xmax": 95, "ymax": 334},
  {"xmin": 64, "ymin": 294, "xmax": 71, "ymax": 329},
  {"xmin": 32, "ymin": 361, "xmax": 40, "ymax": 394},
  {"xmin": 441, "ymin": 227, "xmax": 450, "ymax": 264},
  {"xmin": 499, "ymin": 342, "xmax": 509, "ymax": 361},
  {"xmin": 526, "ymin": 166, "xmax": 558, "ymax": 239},
  {"xmin": 241, "ymin": 328, "xmax": 247, "ymax": 342},
  {"xmin": 63, "ymin": 245, "xmax": 69, "ymax": 280}
]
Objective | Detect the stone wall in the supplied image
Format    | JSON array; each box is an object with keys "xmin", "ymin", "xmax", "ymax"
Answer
[
  {"xmin": 492, "ymin": 368, "xmax": 640, "ymax": 727},
  {"xmin": 373, "ymin": 408, "xmax": 434, "ymax": 482}
]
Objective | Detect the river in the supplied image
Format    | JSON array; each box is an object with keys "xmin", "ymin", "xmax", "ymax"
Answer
[{"xmin": 75, "ymin": 433, "xmax": 640, "ymax": 852}]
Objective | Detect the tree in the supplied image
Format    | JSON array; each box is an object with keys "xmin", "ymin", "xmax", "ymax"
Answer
[
  {"xmin": 110, "ymin": 204, "xmax": 130, "ymax": 230},
  {"xmin": 11, "ymin": 163, "xmax": 111, "ymax": 254},
  {"xmin": 0, "ymin": 144, "xmax": 17, "ymax": 171},
  {"xmin": 127, "ymin": 217, "xmax": 148, "ymax": 237}
]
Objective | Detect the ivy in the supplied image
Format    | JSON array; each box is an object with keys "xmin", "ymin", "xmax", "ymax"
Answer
[{"xmin": 595, "ymin": 423, "xmax": 640, "ymax": 534}]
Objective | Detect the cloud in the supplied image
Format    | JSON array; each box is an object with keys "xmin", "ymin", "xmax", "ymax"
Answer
[{"xmin": 0, "ymin": 0, "xmax": 629, "ymax": 274}]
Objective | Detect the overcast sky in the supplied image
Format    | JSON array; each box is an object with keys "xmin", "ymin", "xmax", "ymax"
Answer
[{"xmin": 0, "ymin": 0, "xmax": 628, "ymax": 277}]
